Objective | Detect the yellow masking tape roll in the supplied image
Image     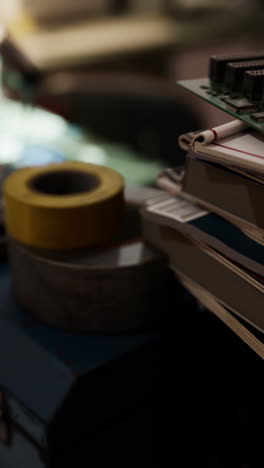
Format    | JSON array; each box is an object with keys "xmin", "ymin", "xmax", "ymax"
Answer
[{"xmin": 3, "ymin": 162, "xmax": 124, "ymax": 249}]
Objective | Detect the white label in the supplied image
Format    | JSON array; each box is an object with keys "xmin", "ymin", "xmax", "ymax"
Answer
[{"xmin": 147, "ymin": 196, "xmax": 208, "ymax": 223}]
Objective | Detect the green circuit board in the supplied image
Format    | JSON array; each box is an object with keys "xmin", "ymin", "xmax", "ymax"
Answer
[{"xmin": 177, "ymin": 78, "xmax": 264, "ymax": 133}]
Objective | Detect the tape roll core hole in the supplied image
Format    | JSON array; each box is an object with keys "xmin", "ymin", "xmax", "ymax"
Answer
[{"xmin": 29, "ymin": 170, "xmax": 100, "ymax": 196}]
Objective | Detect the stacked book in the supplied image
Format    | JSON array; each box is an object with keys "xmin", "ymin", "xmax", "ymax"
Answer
[{"xmin": 142, "ymin": 56, "xmax": 264, "ymax": 360}]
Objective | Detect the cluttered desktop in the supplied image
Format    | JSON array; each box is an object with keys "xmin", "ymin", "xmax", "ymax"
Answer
[{"xmin": 0, "ymin": 1, "xmax": 264, "ymax": 467}]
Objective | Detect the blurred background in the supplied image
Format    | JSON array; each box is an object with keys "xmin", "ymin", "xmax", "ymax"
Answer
[{"xmin": 0, "ymin": 0, "xmax": 263, "ymax": 185}]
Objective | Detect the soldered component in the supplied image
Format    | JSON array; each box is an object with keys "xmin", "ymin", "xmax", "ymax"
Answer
[
  {"xmin": 243, "ymin": 69, "xmax": 264, "ymax": 101},
  {"xmin": 250, "ymin": 111, "xmax": 264, "ymax": 122},
  {"xmin": 223, "ymin": 97, "xmax": 258, "ymax": 114},
  {"xmin": 225, "ymin": 60, "xmax": 264, "ymax": 91}
]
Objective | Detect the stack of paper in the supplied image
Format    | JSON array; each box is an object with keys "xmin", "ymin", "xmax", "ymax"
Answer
[{"xmin": 142, "ymin": 118, "xmax": 264, "ymax": 359}]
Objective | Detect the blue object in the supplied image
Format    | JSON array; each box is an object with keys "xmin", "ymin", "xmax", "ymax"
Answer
[
  {"xmin": 0, "ymin": 265, "xmax": 152, "ymax": 412},
  {"xmin": 14, "ymin": 145, "xmax": 66, "ymax": 168}
]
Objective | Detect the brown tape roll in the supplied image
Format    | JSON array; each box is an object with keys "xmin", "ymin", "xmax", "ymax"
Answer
[{"xmin": 8, "ymin": 199, "xmax": 169, "ymax": 332}]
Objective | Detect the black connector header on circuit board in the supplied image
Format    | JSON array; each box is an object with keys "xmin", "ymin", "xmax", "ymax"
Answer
[
  {"xmin": 209, "ymin": 52, "xmax": 264, "ymax": 84},
  {"xmin": 243, "ymin": 69, "xmax": 264, "ymax": 101},
  {"xmin": 225, "ymin": 60, "xmax": 264, "ymax": 91}
]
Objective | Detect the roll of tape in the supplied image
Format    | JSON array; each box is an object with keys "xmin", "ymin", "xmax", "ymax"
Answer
[
  {"xmin": 3, "ymin": 162, "xmax": 124, "ymax": 249},
  {"xmin": 8, "ymin": 233, "xmax": 168, "ymax": 332}
]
